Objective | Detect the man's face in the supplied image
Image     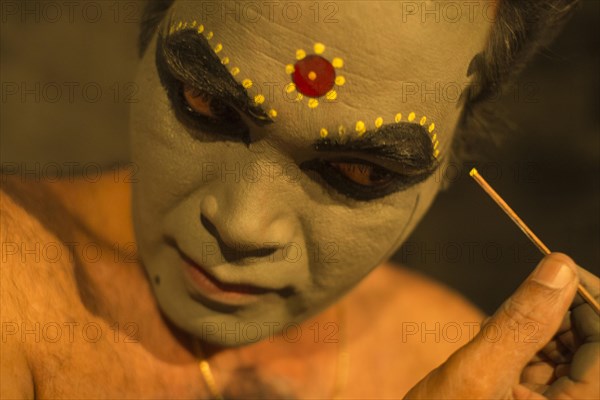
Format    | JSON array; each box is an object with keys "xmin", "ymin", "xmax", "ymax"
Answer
[{"xmin": 130, "ymin": 0, "xmax": 494, "ymax": 346}]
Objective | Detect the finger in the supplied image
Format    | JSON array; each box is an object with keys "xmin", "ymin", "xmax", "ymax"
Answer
[
  {"xmin": 540, "ymin": 338, "xmax": 573, "ymax": 364},
  {"xmin": 572, "ymin": 266, "xmax": 600, "ymax": 309},
  {"xmin": 513, "ymin": 383, "xmax": 547, "ymax": 400},
  {"xmin": 569, "ymin": 342, "xmax": 600, "ymax": 384},
  {"xmin": 454, "ymin": 254, "xmax": 579, "ymax": 388},
  {"xmin": 404, "ymin": 254, "xmax": 580, "ymax": 399},
  {"xmin": 544, "ymin": 342, "xmax": 599, "ymax": 398},
  {"xmin": 473, "ymin": 254, "xmax": 578, "ymax": 364},
  {"xmin": 521, "ymin": 361, "xmax": 555, "ymax": 385},
  {"xmin": 556, "ymin": 310, "xmax": 571, "ymax": 335},
  {"xmin": 555, "ymin": 363, "xmax": 569, "ymax": 378},
  {"xmin": 557, "ymin": 329, "xmax": 581, "ymax": 353},
  {"xmin": 577, "ymin": 267, "xmax": 599, "ymax": 297},
  {"xmin": 544, "ymin": 305, "xmax": 600, "ymax": 398},
  {"xmin": 551, "ymin": 311, "xmax": 581, "ymax": 353},
  {"xmin": 529, "ymin": 351, "xmax": 552, "ymax": 364},
  {"xmin": 572, "ymin": 301, "xmax": 600, "ymax": 342}
]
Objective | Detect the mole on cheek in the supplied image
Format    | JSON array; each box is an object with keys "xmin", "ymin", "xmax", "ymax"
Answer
[{"xmin": 154, "ymin": 275, "xmax": 161, "ymax": 285}]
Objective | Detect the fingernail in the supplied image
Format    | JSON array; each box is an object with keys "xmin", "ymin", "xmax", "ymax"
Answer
[{"xmin": 532, "ymin": 257, "xmax": 575, "ymax": 289}]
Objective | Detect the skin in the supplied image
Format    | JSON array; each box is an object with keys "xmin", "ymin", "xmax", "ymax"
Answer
[
  {"xmin": 0, "ymin": 176, "xmax": 486, "ymax": 398},
  {"xmin": 1, "ymin": 1, "xmax": 598, "ymax": 399},
  {"xmin": 131, "ymin": 0, "xmax": 495, "ymax": 346},
  {"xmin": 406, "ymin": 254, "xmax": 600, "ymax": 399}
]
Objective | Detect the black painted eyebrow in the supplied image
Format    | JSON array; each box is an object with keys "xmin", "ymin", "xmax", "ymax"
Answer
[
  {"xmin": 156, "ymin": 26, "xmax": 273, "ymax": 126},
  {"xmin": 156, "ymin": 24, "xmax": 437, "ymax": 177},
  {"xmin": 313, "ymin": 122, "xmax": 438, "ymax": 175}
]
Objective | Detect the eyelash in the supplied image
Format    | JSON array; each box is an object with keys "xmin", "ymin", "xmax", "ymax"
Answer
[
  {"xmin": 179, "ymin": 83, "xmax": 248, "ymax": 135},
  {"xmin": 174, "ymin": 86, "xmax": 424, "ymax": 202},
  {"xmin": 159, "ymin": 61, "xmax": 419, "ymax": 202},
  {"xmin": 302, "ymin": 158, "xmax": 414, "ymax": 201},
  {"xmin": 158, "ymin": 62, "xmax": 250, "ymax": 141},
  {"xmin": 178, "ymin": 86, "xmax": 419, "ymax": 201},
  {"xmin": 182, "ymin": 86, "xmax": 231, "ymax": 119}
]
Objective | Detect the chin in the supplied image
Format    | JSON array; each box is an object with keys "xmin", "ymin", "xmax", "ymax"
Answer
[{"xmin": 155, "ymin": 294, "xmax": 296, "ymax": 347}]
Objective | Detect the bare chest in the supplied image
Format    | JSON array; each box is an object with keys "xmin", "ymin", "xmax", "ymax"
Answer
[
  {"xmin": 25, "ymin": 301, "xmax": 420, "ymax": 400},
  {"xmin": 27, "ymin": 317, "xmax": 205, "ymax": 398},
  {"xmin": 24, "ymin": 287, "xmax": 335, "ymax": 399}
]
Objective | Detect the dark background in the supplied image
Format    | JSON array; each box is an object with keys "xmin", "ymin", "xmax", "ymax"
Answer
[
  {"xmin": 1, "ymin": 1, "xmax": 598, "ymax": 314},
  {"xmin": 394, "ymin": 0, "xmax": 600, "ymax": 313}
]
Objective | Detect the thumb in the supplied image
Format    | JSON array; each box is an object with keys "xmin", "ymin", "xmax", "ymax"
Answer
[
  {"xmin": 459, "ymin": 253, "xmax": 579, "ymax": 390},
  {"xmin": 404, "ymin": 253, "xmax": 580, "ymax": 399}
]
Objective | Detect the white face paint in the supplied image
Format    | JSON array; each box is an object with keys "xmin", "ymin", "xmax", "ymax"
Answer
[{"xmin": 130, "ymin": 0, "xmax": 495, "ymax": 346}]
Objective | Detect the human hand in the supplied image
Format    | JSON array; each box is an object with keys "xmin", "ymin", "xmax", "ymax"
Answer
[{"xmin": 404, "ymin": 253, "xmax": 600, "ymax": 399}]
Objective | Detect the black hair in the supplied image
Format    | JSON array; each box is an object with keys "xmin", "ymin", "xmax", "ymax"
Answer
[
  {"xmin": 137, "ymin": 0, "xmax": 580, "ymax": 161},
  {"xmin": 456, "ymin": 0, "xmax": 580, "ymax": 159},
  {"xmin": 139, "ymin": 0, "xmax": 175, "ymax": 59}
]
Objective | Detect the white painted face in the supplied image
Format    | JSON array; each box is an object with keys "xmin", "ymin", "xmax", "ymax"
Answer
[{"xmin": 130, "ymin": 0, "xmax": 495, "ymax": 346}]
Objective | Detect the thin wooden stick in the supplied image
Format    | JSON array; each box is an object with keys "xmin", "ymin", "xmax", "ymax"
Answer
[{"xmin": 469, "ymin": 168, "xmax": 600, "ymax": 315}]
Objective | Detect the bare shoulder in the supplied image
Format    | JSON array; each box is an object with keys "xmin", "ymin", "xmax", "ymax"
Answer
[
  {"xmin": 349, "ymin": 261, "xmax": 485, "ymax": 323},
  {"xmin": 0, "ymin": 181, "xmax": 76, "ymax": 298},
  {"xmin": 1, "ymin": 181, "xmax": 89, "ymax": 398},
  {"xmin": 0, "ymin": 185, "xmax": 47, "ymax": 398},
  {"xmin": 342, "ymin": 261, "xmax": 486, "ymax": 393}
]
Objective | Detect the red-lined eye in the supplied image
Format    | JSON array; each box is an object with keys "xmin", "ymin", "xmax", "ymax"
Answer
[
  {"xmin": 183, "ymin": 84, "xmax": 213, "ymax": 117},
  {"xmin": 329, "ymin": 161, "xmax": 394, "ymax": 187}
]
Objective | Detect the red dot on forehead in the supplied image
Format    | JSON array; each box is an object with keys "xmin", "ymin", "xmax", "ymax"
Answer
[{"xmin": 292, "ymin": 55, "xmax": 336, "ymax": 98}]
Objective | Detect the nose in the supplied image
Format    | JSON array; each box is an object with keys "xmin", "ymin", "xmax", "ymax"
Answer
[{"xmin": 199, "ymin": 183, "xmax": 298, "ymax": 263}]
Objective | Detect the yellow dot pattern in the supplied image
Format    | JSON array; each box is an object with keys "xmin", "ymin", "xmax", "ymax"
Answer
[
  {"xmin": 356, "ymin": 121, "xmax": 366, "ymax": 136},
  {"xmin": 168, "ymin": 21, "xmax": 278, "ymax": 121},
  {"xmin": 332, "ymin": 58, "xmax": 344, "ymax": 68},
  {"xmin": 282, "ymin": 43, "xmax": 346, "ymax": 109},
  {"xmin": 428, "ymin": 122, "xmax": 439, "ymax": 158},
  {"xmin": 314, "ymin": 43, "xmax": 326, "ymax": 54},
  {"xmin": 242, "ymin": 79, "xmax": 253, "ymax": 89},
  {"xmin": 316, "ymin": 111, "xmax": 441, "ymax": 159},
  {"xmin": 285, "ymin": 83, "xmax": 296, "ymax": 93}
]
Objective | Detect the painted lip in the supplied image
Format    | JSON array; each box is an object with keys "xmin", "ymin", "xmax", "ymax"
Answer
[{"xmin": 178, "ymin": 249, "xmax": 276, "ymax": 307}]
